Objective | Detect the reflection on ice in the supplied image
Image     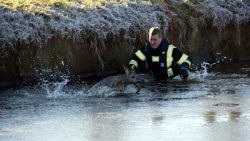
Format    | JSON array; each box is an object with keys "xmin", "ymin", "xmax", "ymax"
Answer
[{"xmin": 203, "ymin": 110, "xmax": 242, "ymax": 124}]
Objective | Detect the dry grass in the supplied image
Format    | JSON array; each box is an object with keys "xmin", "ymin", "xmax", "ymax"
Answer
[{"xmin": 0, "ymin": 0, "xmax": 161, "ymax": 14}]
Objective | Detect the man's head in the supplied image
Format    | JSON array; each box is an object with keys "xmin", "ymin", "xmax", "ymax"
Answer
[{"xmin": 148, "ymin": 27, "xmax": 163, "ymax": 49}]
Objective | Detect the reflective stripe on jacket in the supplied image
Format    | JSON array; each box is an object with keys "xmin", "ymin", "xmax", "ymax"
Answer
[{"xmin": 129, "ymin": 39, "xmax": 191, "ymax": 78}]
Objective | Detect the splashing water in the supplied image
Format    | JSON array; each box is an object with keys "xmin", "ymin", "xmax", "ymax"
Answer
[
  {"xmin": 40, "ymin": 76, "xmax": 69, "ymax": 98},
  {"xmin": 189, "ymin": 62, "xmax": 214, "ymax": 81},
  {"xmin": 35, "ymin": 67, "xmax": 88, "ymax": 98},
  {"xmin": 39, "ymin": 77, "xmax": 90, "ymax": 98}
]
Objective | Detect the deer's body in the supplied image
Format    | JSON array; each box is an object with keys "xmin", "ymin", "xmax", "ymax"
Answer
[{"xmin": 91, "ymin": 66, "xmax": 141, "ymax": 93}]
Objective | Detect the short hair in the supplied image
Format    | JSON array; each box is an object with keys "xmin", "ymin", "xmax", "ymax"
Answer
[{"xmin": 149, "ymin": 27, "xmax": 163, "ymax": 38}]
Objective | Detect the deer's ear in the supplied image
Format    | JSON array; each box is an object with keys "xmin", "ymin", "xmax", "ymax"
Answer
[{"xmin": 123, "ymin": 65, "xmax": 129, "ymax": 75}]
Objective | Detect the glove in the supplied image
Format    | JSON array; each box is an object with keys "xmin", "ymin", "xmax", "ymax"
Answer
[
  {"xmin": 179, "ymin": 68, "xmax": 189, "ymax": 80},
  {"xmin": 129, "ymin": 64, "xmax": 136, "ymax": 72}
]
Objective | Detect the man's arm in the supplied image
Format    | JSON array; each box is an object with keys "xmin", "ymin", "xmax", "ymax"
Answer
[
  {"xmin": 172, "ymin": 48, "xmax": 192, "ymax": 68},
  {"xmin": 129, "ymin": 46, "xmax": 147, "ymax": 69},
  {"xmin": 172, "ymin": 48, "xmax": 192, "ymax": 79}
]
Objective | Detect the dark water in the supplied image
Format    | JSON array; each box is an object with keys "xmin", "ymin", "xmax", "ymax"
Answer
[{"xmin": 0, "ymin": 61, "xmax": 250, "ymax": 141}]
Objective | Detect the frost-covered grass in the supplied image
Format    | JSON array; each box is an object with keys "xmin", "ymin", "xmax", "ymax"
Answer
[
  {"xmin": 1, "ymin": 0, "xmax": 249, "ymax": 56},
  {"xmin": 181, "ymin": 0, "xmax": 250, "ymax": 27},
  {"xmin": 0, "ymin": 1, "xmax": 167, "ymax": 58},
  {"xmin": 0, "ymin": 0, "xmax": 161, "ymax": 13}
]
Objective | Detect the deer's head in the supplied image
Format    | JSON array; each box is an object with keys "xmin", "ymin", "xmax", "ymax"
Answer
[{"xmin": 123, "ymin": 65, "xmax": 141, "ymax": 93}]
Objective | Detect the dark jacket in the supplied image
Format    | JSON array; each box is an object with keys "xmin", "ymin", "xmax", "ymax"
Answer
[{"xmin": 129, "ymin": 39, "xmax": 191, "ymax": 80}]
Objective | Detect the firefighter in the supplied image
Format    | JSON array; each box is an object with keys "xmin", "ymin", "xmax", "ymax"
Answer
[{"xmin": 129, "ymin": 27, "xmax": 192, "ymax": 80}]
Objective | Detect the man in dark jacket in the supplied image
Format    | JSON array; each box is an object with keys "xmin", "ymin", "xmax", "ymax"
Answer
[{"xmin": 129, "ymin": 27, "xmax": 191, "ymax": 80}]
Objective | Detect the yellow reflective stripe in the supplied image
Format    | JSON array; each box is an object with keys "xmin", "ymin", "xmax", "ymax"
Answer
[
  {"xmin": 177, "ymin": 54, "xmax": 188, "ymax": 65},
  {"xmin": 185, "ymin": 60, "xmax": 192, "ymax": 67},
  {"xmin": 167, "ymin": 45, "xmax": 175, "ymax": 68},
  {"xmin": 135, "ymin": 50, "xmax": 146, "ymax": 61},
  {"xmin": 167, "ymin": 68, "xmax": 174, "ymax": 77},
  {"xmin": 129, "ymin": 59, "xmax": 138, "ymax": 68},
  {"xmin": 152, "ymin": 56, "xmax": 159, "ymax": 62}
]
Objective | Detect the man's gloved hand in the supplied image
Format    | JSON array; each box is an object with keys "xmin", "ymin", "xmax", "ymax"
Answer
[
  {"xmin": 179, "ymin": 68, "xmax": 189, "ymax": 80},
  {"xmin": 129, "ymin": 64, "xmax": 136, "ymax": 72}
]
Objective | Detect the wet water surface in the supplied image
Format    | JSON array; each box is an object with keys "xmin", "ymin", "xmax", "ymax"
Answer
[{"xmin": 1, "ymin": 61, "xmax": 250, "ymax": 141}]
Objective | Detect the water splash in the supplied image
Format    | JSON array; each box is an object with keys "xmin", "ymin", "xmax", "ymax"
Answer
[
  {"xmin": 40, "ymin": 75, "xmax": 69, "ymax": 98},
  {"xmin": 36, "ymin": 66, "xmax": 76, "ymax": 98},
  {"xmin": 39, "ymin": 77, "xmax": 90, "ymax": 98},
  {"xmin": 189, "ymin": 62, "xmax": 214, "ymax": 81}
]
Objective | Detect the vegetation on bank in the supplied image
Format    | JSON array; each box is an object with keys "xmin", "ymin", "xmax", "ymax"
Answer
[
  {"xmin": 0, "ymin": 0, "xmax": 165, "ymax": 46},
  {"xmin": 188, "ymin": 0, "xmax": 250, "ymax": 27},
  {"xmin": 0, "ymin": 0, "xmax": 249, "ymax": 55},
  {"xmin": 0, "ymin": 0, "xmax": 167, "ymax": 68},
  {"xmin": 0, "ymin": 0, "xmax": 162, "ymax": 14}
]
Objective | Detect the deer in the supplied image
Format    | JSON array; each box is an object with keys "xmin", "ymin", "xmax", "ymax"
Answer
[{"xmin": 89, "ymin": 66, "xmax": 141, "ymax": 94}]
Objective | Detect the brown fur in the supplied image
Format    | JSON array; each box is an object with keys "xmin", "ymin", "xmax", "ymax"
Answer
[{"xmin": 91, "ymin": 66, "xmax": 141, "ymax": 94}]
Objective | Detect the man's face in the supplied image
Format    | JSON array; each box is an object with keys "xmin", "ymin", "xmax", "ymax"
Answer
[{"xmin": 149, "ymin": 35, "xmax": 162, "ymax": 49}]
